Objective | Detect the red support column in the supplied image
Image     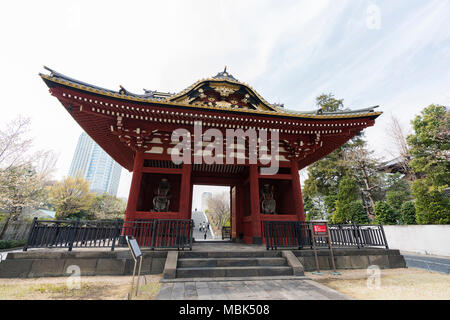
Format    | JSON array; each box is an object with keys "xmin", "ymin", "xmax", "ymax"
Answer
[
  {"xmin": 291, "ymin": 159, "xmax": 306, "ymax": 222},
  {"xmin": 179, "ymin": 163, "xmax": 192, "ymax": 219},
  {"xmin": 189, "ymin": 183, "xmax": 194, "ymax": 218},
  {"xmin": 249, "ymin": 164, "xmax": 262, "ymax": 244},
  {"xmin": 235, "ymin": 183, "xmax": 244, "ymax": 241},
  {"xmin": 231, "ymin": 187, "xmax": 236, "ymax": 239},
  {"xmin": 125, "ymin": 151, "xmax": 144, "ymax": 221}
]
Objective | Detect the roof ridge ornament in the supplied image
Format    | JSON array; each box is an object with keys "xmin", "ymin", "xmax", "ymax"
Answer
[{"xmin": 213, "ymin": 66, "xmax": 237, "ymax": 81}]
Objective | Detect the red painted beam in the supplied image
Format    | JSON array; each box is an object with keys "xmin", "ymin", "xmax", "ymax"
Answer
[{"xmin": 141, "ymin": 167, "xmax": 183, "ymax": 174}]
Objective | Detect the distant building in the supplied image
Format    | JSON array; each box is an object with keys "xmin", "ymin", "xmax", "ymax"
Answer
[
  {"xmin": 201, "ymin": 192, "xmax": 212, "ymax": 211},
  {"xmin": 68, "ymin": 132, "xmax": 122, "ymax": 196},
  {"xmin": 377, "ymin": 156, "xmax": 415, "ymax": 180}
]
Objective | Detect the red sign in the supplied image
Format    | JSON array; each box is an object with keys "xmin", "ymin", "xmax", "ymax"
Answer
[{"xmin": 313, "ymin": 225, "xmax": 327, "ymax": 234}]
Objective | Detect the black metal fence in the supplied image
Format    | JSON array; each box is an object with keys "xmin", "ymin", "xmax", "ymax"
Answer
[
  {"xmin": 23, "ymin": 218, "xmax": 193, "ymax": 251},
  {"xmin": 264, "ymin": 221, "xmax": 389, "ymax": 250},
  {"xmin": 221, "ymin": 226, "xmax": 231, "ymax": 240}
]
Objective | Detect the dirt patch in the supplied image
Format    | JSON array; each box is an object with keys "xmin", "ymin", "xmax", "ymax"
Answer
[
  {"xmin": 307, "ymin": 268, "xmax": 450, "ymax": 300},
  {"xmin": 0, "ymin": 274, "xmax": 162, "ymax": 300}
]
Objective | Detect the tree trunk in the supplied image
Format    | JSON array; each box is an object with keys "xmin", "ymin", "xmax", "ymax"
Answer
[{"xmin": 360, "ymin": 167, "xmax": 376, "ymax": 219}]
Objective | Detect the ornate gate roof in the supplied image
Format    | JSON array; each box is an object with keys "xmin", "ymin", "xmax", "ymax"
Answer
[{"xmin": 40, "ymin": 67, "xmax": 382, "ymax": 171}]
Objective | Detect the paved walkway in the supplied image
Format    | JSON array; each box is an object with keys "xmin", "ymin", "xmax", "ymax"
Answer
[
  {"xmin": 402, "ymin": 251, "xmax": 450, "ymax": 274},
  {"xmin": 156, "ymin": 279, "xmax": 350, "ymax": 300}
]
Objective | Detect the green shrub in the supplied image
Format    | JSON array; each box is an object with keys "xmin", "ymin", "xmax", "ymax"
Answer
[
  {"xmin": 347, "ymin": 200, "xmax": 369, "ymax": 224},
  {"xmin": 0, "ymin": 239, "xmax": 26, "ymax": 250},
  {"xmin": 374, "ymin": 201, "xmax": 397, "ymax": 225},
  {"xmin": 331, "ymin": 175, "xmax": 361, "ymax": 224},
  {"xmin": 412, "ymin": 178, "xmax": 450, "ymax": 224},
  {"xmin": 400, "ymin": 201, "xmax": 417, "ymax": 225}
]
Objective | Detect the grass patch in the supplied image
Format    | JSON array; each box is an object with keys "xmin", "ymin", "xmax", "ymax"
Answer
[
  {"xmin": 0, "ymin": 239, "xmax": 26, "ymax": 250},
  {"xmin": 0, "ymin": 282, "xmax": 96, "ymax": 300},
  {"xmin": 133, "ymin": 282, "xmax": 162, "ymax": 300},
  {"xmin": 30, "ymin": 283, "xmax": 92, "ymax": 296}
]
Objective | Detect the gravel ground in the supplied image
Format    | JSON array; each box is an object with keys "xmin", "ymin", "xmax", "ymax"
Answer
[
  {"xmin": 0, "ymin": 274, "xmax": 162, "ymax": 300},
  {"xmin": 308, "ymin": 268, "xmax": 450, "ymax": 300}
]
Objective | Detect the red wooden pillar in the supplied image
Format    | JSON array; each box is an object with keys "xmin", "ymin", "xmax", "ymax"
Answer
[
  {"xmin": 291, "ymin": 159, "xmax": 306, "ymax": 222},
  {"xmin": 125, "ymin": 151, "xmax": 144, "ymax": 221},
  {"xmin": 231, "ymin": 186, "xmax": 236, "ymax": 239},
  {"xmin": 179, "ymin": 163, "xmax": 192, "ymax": 219},
  {"xmin": 235, "ymin": 183, "xmax": 244, "ymax": 241},
  {"xmin": 249, "ymin": 164, "xmax": 262, "ymax": 244},
  {"xmin": 189, "ymin": 183, "xmax": 194, "ymax": 219}
]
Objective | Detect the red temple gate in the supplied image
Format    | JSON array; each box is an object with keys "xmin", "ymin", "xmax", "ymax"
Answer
[{"xmin": 40, "ymin": 67, "xmax": 381, "ymax": 244}]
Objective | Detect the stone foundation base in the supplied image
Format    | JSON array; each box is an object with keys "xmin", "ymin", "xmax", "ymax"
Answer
[
  {"xmin": 0, "ymin": 249, "xmax": 167, "ymax": 278},
  {"xmin": 0, "ymin": 248, "xmax": 405, "ymax": 278},
  {"xmin": 292, "ymin": 248, "xmax": 406, "ymax": 271}
]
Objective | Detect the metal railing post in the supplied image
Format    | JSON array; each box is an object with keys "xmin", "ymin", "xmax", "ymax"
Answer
[
  {"xmin": 379, "ymin": 224, "xmax": 389, "ymax": 249},
  {"xmin": 354, "ymin": 223, "xmax": 361, "ymax": 249},
  {"xmin": 189, "ymin": 220, "xmax": 193, "ymax": 251},
  {"xmin": 68, "ymin": 218, "xmax": 79, "ymax": 252},
  {"xmin": 150, "ymin": 220, "xmax": 158, "ymax": 250},
  {"xmin": 23, "ymin": 217, "xmax": 38, "ymax": 251},
  {"xmin": 111, "ymin": 219, "xmax": 120, "ymax": 251}
]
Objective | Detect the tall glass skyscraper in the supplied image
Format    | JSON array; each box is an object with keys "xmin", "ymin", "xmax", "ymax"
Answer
[{"xmin": 68, "ymin": 132, "xmax": 122, "ymax": 196}]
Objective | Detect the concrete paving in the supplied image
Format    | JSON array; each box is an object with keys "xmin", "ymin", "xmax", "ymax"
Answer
[{"xmin": 156, "ymin": 278, "xmax": 350, "ymax": 300}]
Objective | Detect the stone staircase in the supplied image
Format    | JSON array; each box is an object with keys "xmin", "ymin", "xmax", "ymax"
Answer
[
  {"xmin": 191, "ymin": 210, "xmax": 213, "ymax": 240},
  {"xmin": 174, "ymin": 251, "xmax": 296, "ymax": 279}
]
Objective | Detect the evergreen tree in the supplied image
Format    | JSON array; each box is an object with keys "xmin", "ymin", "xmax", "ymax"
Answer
[
  {"xmin": 89, "ymin": 194, "xmax": 126, "ymax": 220},
  {"xmin": 304, "ymin": 93, "xmax": 350, "ymax": 218},
  {"xmin": 374, "ymin": 201, "xmax": 397, "ymax": 225},
  {"xmin": 303, "ymin": 195, "xmax": 320, "ymax": 221},
  {"xmin": 385, "ymin": 174, "xmax": 412, "ymax": 221},
  {"xmin": 407, "ymin": 104, "xmax": 449, "ymax": 224},
  {"xmin": 305, "ymin": 93, "xmax": 384, "ymax": 221},
  {"xmin": 347, "ymin": 200, "xmax": 370, "ymax": 224},
  {"xmin": 331, "ymin": 175, "xmax": 360, "ymax": 224},
  {"xmin": 400, "ymin": 200, "xmax": 416, "ymax": 225},
  {"xmin": 412, "ymin": 179, "xmax": 449, "ymax": 224},
  {"xmin": 316, "ymin": 93, "xmax": 344, "ymax": 112}
]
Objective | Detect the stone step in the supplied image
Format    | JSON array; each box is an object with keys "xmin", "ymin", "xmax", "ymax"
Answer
[
  {"xmin": 178, "ymin": 251, "xmax": 281, "ymax": 259},
  {"xmin": 177, "ymin": 257, "xmax": 287, "ymax": 268},
  {"xmin": 176, "ymin": 266, "xmax": 293, "ymax": 278}
]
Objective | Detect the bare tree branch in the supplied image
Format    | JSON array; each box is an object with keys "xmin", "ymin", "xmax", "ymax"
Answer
[{"xmin": 0, "ymin": 116, "xmax": 33, "ymax": 169}]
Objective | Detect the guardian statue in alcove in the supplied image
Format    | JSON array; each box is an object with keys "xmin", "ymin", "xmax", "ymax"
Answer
[
  {"xmin": 153, "ymin": 178, "xmax": 171, "ymax": 212},
  {"xmin": 260, "ymin": 184, "xmax": 276, "ymax": 214}
]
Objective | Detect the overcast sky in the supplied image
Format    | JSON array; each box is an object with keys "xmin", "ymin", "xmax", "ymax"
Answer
[{"xmin": 1, "ymin": 0, "xmax": 449, "ymax": 203}]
